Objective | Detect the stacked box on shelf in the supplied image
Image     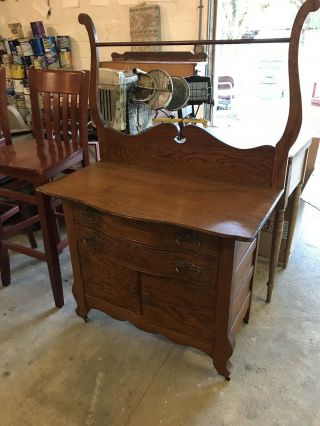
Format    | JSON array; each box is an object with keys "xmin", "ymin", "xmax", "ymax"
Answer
[{"xmin": 0, "ymin": 21, "xmax": 73, "ymax": 128}]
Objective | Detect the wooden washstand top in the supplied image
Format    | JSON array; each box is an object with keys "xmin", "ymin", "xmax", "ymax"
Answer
[{"xmin": 39, "ymin": 159, "xmax": 282, "ymax": 242}]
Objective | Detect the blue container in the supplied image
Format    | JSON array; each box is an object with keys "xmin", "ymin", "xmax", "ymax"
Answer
[
  {"xmin": 42, "ymin": 36, "xmax": 58, "ymax": 55},
  {"xmin": 8, "ymin": 39, "xmax": 20, "ymax": 55},
  {"xmin": 30, "ymin": 37, "xmax": 44, "ymax": 55}
]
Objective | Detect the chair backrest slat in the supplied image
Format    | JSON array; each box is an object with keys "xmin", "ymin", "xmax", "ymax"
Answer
[
  {"xmin": 70, "ymin": 94, "xmax": 78, "ymax": 144},
  {"xmin": 28, "ymin": 69, "xmax": 89, "ymax": 156},
  {"xmin": 62, "ymin": 93, "xmax": 69, "ymax": 143},
  {"xmin": 43, "ymin": 92, "xmax": 54, "ymax": 143},
  {"xmin": 52, "ymin": 93, "xmax": 61, "ymax": 143}
]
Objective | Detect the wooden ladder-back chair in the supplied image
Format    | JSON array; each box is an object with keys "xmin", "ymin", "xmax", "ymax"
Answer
[
  {"xmin": 0, "ymin": 68, "xmax": 37, "ymax": 255},
  {"xmin": 0, "ymin": 68, "xmax": 90, "ymax": 308}
]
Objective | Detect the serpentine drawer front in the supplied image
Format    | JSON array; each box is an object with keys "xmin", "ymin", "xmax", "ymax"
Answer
[
  {"xmin": 77, "ymin": 225, "xmax": 218, "ymax": 285},
  {"xmin": 73, "ymin": 205, "xmax": 219, "ymax": 258}
]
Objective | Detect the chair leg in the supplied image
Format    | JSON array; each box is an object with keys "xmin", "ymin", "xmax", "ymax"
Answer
[
  {"xmin": 36, "ymin": 191, "xmax": 64, "ymax": 308},
  {"xmin": 0, "ymin": 221, "xmax": 11, "ymax": 287},
  {"xmin": 266, "ymin": 208, "xmax": 285, "ymax": 303},
  {"xmin": 19, "ymin": 204, "xmax": 37, "ymax": 249}
]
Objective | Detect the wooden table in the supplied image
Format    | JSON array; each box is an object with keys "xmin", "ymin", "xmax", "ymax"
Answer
[{"xmin": 209, "ymin": 126, "xmax": 313, "ymax": 301}]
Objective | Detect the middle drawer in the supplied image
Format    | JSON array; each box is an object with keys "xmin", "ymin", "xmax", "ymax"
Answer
[{"xmin": 77, "ymin": 225, "xmax": 218, "ymax": 285}]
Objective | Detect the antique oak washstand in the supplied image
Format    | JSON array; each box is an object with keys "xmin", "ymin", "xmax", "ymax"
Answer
[{"xmin": 38, "ymin": 0, "xmax": 320, "ymax": 379}]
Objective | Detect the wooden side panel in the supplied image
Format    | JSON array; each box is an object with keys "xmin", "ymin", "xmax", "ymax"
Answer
[
  {"xmin": 140, "ymin": 274, "xmax": 216, "ymax": 342},
  {"xmin": 63, "ymin": 201, "xmax": 88, "ymax": 317},
  {"xmin": 230, "ymin": 236, "xmax": 258, "ymax": 331},
  {"xmin": 232, "ymin": 239, "xmax": 256, "ymax": 299},
  {"xmin": 104, "ymin": 125, "xmax": 276, "ymax": 186}
]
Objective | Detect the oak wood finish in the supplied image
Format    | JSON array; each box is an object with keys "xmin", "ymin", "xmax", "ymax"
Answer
[
  {"xmin": 100, "ymin": 61, "xmax": 200, "ymax": 78},
  {"xmin": 37, "ymin": 0, "xmax": 318, "ymax": 379},
  {"xmin": 111, "ymin": 51, "xmax": 208, "ymax": 62},
  {"xmin": 0, "ymin": 67, "xmax": 89, "ymax": 308}
]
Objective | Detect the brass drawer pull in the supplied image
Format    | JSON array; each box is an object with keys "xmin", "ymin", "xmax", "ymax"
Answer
[
  {"xmin": 82, "ymin": 234, "xmax": 103, "ymax": 250},
  {"xmin": 82, "ymin": 206, "xmax": 102, "ymax": 224},
  {"xmin": 175, "ymin": 259, "xmax": 201, "ymax": 277},
  {"xmin": 175, "ymin": 231, "xmax": 201, "ymax": 251}
]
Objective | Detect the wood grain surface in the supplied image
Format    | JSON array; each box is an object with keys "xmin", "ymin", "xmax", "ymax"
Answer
[{"xmin": 39, "ymin": 161, "xmax": 282, "ymax": 241}]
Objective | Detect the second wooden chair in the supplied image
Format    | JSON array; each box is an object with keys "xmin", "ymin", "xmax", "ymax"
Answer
[{"xmin": 0, "ymin": 67, "xmax": 90, "ymax": 307}]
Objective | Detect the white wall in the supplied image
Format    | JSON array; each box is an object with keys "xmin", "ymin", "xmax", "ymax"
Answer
[{"xmin": 0, "ymin": 0, "xmax": 205, "ymax": 70}]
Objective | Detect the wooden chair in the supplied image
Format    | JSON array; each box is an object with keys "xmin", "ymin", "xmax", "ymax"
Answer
[
  {"xmin": 0, "ymin": 69, "xmax": 37, "ymax": 255},
  {"xmin": 0, "ymin": 67, "xmax": 90, "ymax": 308}
]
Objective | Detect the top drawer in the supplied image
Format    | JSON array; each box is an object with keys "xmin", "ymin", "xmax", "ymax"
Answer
[{"xmin": 72, "ymin": 204, "xmax": 219, "ymax": 258}]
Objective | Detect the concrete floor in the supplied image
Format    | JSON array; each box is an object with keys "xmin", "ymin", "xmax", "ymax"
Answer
[{"xmin": 0, "ymin": 204, "xmax": 319, "ymax": 426}]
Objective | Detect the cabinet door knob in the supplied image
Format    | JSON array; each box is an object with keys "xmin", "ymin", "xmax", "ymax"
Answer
[
  {"xmin": 129, "ymin": 284, "xmax": 138, "ymax": 295},
  {"xmin": 175, "ymin": 259, "xmax": 201, "ymax": 278},
  {"xmin": 142, "ymin": 292, "xmax": 152, "ymax": 304},
  {"xmin": 175, "ymin": 231, "xmax": 201, "ymax": 251}
]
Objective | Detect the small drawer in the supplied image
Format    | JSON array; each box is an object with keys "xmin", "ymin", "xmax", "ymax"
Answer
[
  {"xmin": 232, "ymin": 239, "xmax": 256, "ymax": 299},
  {"xmin": 72, "ymin": 204, "xmax": 219, "ymax": 258},
  {"xmin": 77, "ymin": 225, "xmax": 218, "ymax": 285}
]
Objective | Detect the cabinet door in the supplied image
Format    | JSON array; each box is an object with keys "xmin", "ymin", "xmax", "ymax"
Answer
[
  {"xmin": 79, "ymin": 243, "xmax": 140, "ymax": 314},
  {"xmin": 141, "ymin": 274, "xmax": 216, "ymax": 342}
]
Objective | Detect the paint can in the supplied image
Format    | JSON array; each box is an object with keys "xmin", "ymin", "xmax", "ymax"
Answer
[
  {"xmin": 19, "ymin": 38, "xmax": 34, "ymax": 56},
  {"xmin": 45, "ymin": 52, "xmax": 60, "ymax": 69},
  {"xmin": 30, "ymin": 38, "xmax": 44, "ymax": 55},
  {"xmin": 4, "ymin": 64, "xmax": 12, "ymax": 79},
  {"xmin": 8, "ymin": 39, "xmax": 20, "ymax": 55},
  {"xmin": 13, "ymin": 79, "xmax": 25, "ymax": 93},
  {"xmin": 42, "ymin": 36, "xmax": 58, "ymax": 54},
  {"xmin": 57, "ymin": 35, "xmax": 71, "ymax": 51},
  {"xmin": 59, "ymin": 51, "xmax": 72, "ymax": 68},
  {"xmin": 33, "ymin": 55, "xmax": 47, "ymax": 69},
  {"xmin": 12, "ymin": 54, "xmax": 23, "ymax": 65},
  {"xmin": 30, "ymin": 21, "xmax": 46, "ymax": 38},
  {"xmin": 1, "ymin": 54, "xmax": 13, "ymax": 64},
  {"xmin": 8, "ymin": 22, "xmax": 24, "ymax": 39},
  {"xmin": 11, "ymin": 64, "xmax": 25, "ymax": 79},
  {"xmin": 57, "ymin": 36, "xmax": 72, "ymax": 68},
  {"xmin": 21, "ymin": 55, "xmax": 34, "ymax": 69},
  {"xmin": 0, "ymin": 39, "xmax": 7, "ymax": 54}
]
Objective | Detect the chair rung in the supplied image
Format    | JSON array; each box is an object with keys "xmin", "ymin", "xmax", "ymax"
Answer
[
  {"xmin": 57, "ymin": 237, "xmax": 68, "ymax": 254},
  {"xmin": 0, "ymin": 206, "xmax": 20, "ymax": 222},
  {"xmin": 0, "ymin": 187, "xmax": 36, "ymax": 204},
  {"xmin": 2, "ymin": 241, "xmax": 46, "ymax": 261},
  {"xmin": 3, "ymin": 214, "xmax": 40, "ymax": 238}
]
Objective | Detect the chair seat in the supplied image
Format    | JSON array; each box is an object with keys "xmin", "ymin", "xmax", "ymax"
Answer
[{"xmin": 0, "ymin": 138, "xmax": 83, "ymax": 181}]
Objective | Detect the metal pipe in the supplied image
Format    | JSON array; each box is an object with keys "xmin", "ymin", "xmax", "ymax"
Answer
[{"xmin": 96, "ymin": 38, "xmax": 290, "ymax": 47}]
